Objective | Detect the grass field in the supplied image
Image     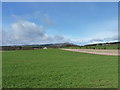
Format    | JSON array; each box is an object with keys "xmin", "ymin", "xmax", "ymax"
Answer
[
  {"xmin": 66, "ymin": 45, "xmax": 119, "ymax": 49},
  {"xmin": 2, "ymin": 49, "xmax": 118, "ymax": 88}
]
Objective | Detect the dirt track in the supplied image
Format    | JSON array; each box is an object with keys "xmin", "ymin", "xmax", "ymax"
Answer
[{"xmin": 61, "ymin": 49, "xmax": 119, "ymax": 56}]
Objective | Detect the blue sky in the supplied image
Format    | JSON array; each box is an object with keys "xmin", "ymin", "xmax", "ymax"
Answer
[{"xmin": 2, "ymin": 2, "xmax": 118, "ymax": 46}]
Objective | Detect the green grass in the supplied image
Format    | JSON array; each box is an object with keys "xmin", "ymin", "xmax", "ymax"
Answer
[
  {"xmin": 0, "ymin": 52, "xmax": 2, "ymax": 89},
  {"xmin": 3, "ymin": 49, "xmax": 118, "ymax": 88},
  {"xmin": 66, "ymin": 45, "xmax": 119, "ymax": 49}
]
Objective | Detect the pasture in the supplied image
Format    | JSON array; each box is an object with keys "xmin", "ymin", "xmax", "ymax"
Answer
[{"xmin": 2, "ymin": 49, "xmax": 118, "ymax": 88}]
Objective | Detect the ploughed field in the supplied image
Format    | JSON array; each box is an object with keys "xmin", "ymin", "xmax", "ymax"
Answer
[{"xmin": 2, "ymin": 49, "xmax": 118, "ymax": 88}]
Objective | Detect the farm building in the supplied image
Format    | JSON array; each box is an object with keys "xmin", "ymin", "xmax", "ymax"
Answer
[{"xmin": 43, "ymin": 47, "xmax": 47, "ymax": 49}]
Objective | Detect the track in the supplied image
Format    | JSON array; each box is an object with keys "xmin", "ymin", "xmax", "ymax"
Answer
[{"xmin": 61, "ymin": 49, "xmax": 119, "ymax": 56}]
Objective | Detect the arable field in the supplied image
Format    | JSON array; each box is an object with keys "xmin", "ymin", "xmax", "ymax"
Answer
[{"xmin": 2, "ymin": 49, "xmax": 118, "ymax": 88}]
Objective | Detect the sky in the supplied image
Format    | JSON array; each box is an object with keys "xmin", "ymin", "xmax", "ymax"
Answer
[{"xmin": 2, "ymin": 2, "xmax": 118, "ymax": 46}]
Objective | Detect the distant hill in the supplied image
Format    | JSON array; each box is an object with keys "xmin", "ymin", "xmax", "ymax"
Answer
[
  {"xmin": 1, "ymin": 43, "xmax": 79, "ymax": 51},
  {"xmin": 1, "ymin": 42, "xmax": 119, "ymax": 51},
  {"xmin": 84, "ymin": 42, "xmax": 120, "ymax": 46},
  {"xmin": 23, "ymin": 42, "xmax": 79, "ymax": 48},
  {"xmin": 64, "ymin": 41, "xmax": 120, "ymax": 49}
]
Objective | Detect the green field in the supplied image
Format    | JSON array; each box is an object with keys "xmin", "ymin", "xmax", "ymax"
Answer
[
  {"xmin": 2, "ymin": 49, "xmax": 118, "ymax": 88},
  {"xmin": 66, "ymin": 45, "xmax": 119, "ymax": 49}
]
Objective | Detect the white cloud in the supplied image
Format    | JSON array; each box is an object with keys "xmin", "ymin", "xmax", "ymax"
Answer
[
  {"xmin": 70, "ymin": 34, "xmax": 118, "ymax": 46},
  {"xmin": 11, "ymin": 11, "xmax": 55, "ymax": 27},
  {"xmin": 12, "ymin": 20, "xmax": 45, "ymax": 40},
  {"xmin": 2, "ymin": 19, "xmax": 118, "ymax": 46},
  {"xmin": 2, "ymin": 20, "xmax": 66, "ymax": 45},
  {"xmin": 2, "ymin": 12, "xmax": 66, "ymax": 46},
  {"xmin": 2, "ymin": 13, "xmax": 118, "ymax": 46},
  {"xmin": 70, "ymin": 18, "xmax": 118, "ymax": 45}
]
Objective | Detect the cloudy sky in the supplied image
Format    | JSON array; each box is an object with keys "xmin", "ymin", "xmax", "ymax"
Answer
[{"xmin": 2, "ymin": 2, "xmax": 118, "ymax": 46}]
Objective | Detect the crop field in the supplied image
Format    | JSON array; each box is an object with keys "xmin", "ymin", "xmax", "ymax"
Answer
[
  {"xmin": 2, "ymin": 49, "xmax": 118, "ymax": 88},
  {"xmin": 66, "ymin": 45, "xmax": 119, "ymax": 49}
]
